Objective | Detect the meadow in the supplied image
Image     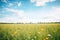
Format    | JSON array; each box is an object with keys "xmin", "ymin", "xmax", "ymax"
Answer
[{"xmin": 0, "ymin": 24, "xmax": 60, "ymax": 40}]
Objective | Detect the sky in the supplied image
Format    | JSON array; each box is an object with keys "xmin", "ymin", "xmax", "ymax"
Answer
[{"xmin": 0, "ymin": 0, "xmax": 60, "ymax": 23}]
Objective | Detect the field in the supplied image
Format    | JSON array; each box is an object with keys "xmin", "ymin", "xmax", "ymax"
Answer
[{"xmin": 0, "ymin": 24, "xmax": 60, "ymax": 40}]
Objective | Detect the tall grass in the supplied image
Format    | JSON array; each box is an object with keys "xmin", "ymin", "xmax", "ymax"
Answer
[{"xmin": 0, "ymin": 24, "xmax": 60, "ymax": 40}]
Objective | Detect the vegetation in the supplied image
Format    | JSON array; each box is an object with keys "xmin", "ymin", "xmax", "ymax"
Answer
[{"xmin": 0, "ymin": 24, "xmax": 60, "ymax": 40}]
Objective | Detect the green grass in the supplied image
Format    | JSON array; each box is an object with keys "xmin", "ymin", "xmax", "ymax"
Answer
[{"xmin": 0, "ymin": 24, "xmax": 60, "ymax": 40}]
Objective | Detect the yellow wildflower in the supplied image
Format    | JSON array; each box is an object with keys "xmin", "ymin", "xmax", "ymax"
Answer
[{"xmin": 45, "ymin": 37, "xmax": 49, "ymax": 40}]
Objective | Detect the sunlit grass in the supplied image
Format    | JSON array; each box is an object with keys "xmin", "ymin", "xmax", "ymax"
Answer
[{"xmin": 0, "ymin": 24, "xmax": 60, "ymax": 40}]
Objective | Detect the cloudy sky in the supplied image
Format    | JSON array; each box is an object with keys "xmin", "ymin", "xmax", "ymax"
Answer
[{"xmin": 0, "ymin": 0, "xmax": 60, "ymax": 23}]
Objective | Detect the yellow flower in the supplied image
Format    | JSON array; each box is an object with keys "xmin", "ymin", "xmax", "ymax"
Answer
[
  {"xmin": 45, "ymin": 37, "xmax": 49, "ymax": 40},
  {"xmin": 38, "ymin": 32, "xmax": 40, "ymax": 34},
  {"xmin": 41, "ymin": 28, "xmax": 44, "ymax": 31},
  {"xmin": 12, "ymin": 31, "xmax": 17, "ymax": 36}
]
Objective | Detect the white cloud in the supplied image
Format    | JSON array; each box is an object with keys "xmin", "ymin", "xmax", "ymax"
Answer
[
  {"xmin": 47, "ymin": 7, "xmax": 60, "ymax": 19},
  {"xmin": 30, "ymin": 0, "xmax": 56, "ymax": 6},
  {"xmin": 2, "ymin": 0, "xmax": 7, "ymax": 3},
  {"xmin": 26, "ymin": 7, "xmax": 60, "ymax": 22},
  {"xmin": 17, "ymin": 2, "xmax": 21, "ymax": 7},
  {"xmin": 5, "ymin": 8, "xmax": 24, "ymax": 17},
  {"xmin": 31, "ymin": 0, "xmax": 36, "ymax": 3},
  {"xmin": 40, "ymin": 7, "xmax": 60, "ymax": 22},
  {"xmin": 0, "ymin": 16, "xmax": 21, "ymax": 23},
  {"xmin": 8, "ymin": 3, "xmax": 13, "ymax": 6},
  {"xmin": 0, "ymin": 8, "xmax": 27, "ymax": 23},
  {"xmin": 0, "ymin": 7, "xmax": 60, "ymax": 23}
]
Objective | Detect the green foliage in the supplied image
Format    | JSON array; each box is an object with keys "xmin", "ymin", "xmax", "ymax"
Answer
[{"xmin": 0, "ymin": 24, "xmax": 60, "ymax": 40}]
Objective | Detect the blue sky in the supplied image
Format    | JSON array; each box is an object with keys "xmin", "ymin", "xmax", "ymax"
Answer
[{"xmin": 0, "ymin": 0, "xmax": 60, "ymax": 23}]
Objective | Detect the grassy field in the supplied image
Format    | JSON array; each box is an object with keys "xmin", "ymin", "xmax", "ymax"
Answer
[{"xmin": 0, "ymin": 24, "xmax": 60, "ymax": 40}]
